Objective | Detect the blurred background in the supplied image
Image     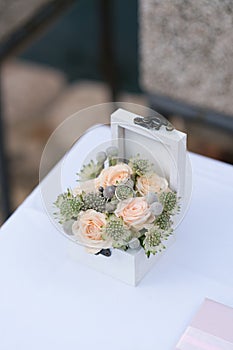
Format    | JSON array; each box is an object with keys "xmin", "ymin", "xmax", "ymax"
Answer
[{"xmin": 0, "ymin": 0, "xmax": 233, "ymax": 223}]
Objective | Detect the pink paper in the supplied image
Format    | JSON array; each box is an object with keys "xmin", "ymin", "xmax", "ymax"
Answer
[{"xmin": 176, "ymin": 299, "xmax": 233, "ymax": 350}]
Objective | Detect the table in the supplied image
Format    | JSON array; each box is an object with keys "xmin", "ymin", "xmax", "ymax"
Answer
[{"xmin": 0, "ymin": 127, "xmax": 233, "ymax": 350}]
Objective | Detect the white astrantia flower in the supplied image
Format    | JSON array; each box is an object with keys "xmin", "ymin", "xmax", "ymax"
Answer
[{"xmin": 143, "ymin": 228, "xmax": 165, "ymax": 256}]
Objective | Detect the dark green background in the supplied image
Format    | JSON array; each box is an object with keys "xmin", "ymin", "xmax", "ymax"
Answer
[{"xmin": 20, "ymin": 0, "xmax": 140, "ymax": 92}]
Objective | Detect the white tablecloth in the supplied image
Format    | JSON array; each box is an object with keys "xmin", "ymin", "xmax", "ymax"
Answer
[{"xmin": 0, "ymin": 127, "xmax": 233, "ymax": 350}]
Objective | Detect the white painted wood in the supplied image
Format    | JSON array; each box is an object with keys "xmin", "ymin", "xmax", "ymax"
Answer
[
  {"xmin": 68, "ymin": 236, "xmax": 175, "ymax": 286},
  {"xmin": 111, "ymin": 108, "xmax": 190, "ymax": 226},
  {"xmin": 111, "ymin": 108, "xmax": 187, "ymax": 197}
]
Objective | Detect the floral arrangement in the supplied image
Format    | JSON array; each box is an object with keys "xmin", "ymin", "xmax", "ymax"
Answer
[{"xmin": 54, "ymin": 147, "xmax": 180, "ymax": 257}]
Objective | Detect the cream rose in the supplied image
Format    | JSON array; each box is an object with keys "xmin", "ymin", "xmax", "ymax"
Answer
[
  {"xmin": 136, "ymin": 173, "xmax": 168, "ymax": 196},
  {"xmin": 73, "ymin": 179, "xmax": 98, "ymax": 196},
  {"xmin": 72, "ymin": 209, "xmax": 112, "ymax": 254},
  {"xmin": 115, "ymin": 197, "xmax": 155, "ymax": 230},
  {"xmin": 97, "ymin": 163, "xmax": 132, "ymax": 188}
]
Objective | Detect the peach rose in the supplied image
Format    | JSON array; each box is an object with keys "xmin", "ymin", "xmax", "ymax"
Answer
[
  {"xmin": 72, "ymin": 209, "xmax": 112, "ymax": 254},
  {"xmin": 97, "ymin": 163, "xmax": 132, "ymax": 188},
  {"xmin": 136, "ymin": 173, "xmax": 168, "ymax": 196},
  {"xmin": 115, "ymin": 197, "xmax": 155, "ymax": 230},
  {"xmin": 73, "ymin": 179, "xmax": 98, "ymax": 196}
]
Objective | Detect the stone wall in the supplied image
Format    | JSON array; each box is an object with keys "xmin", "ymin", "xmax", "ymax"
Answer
[{"xmin": 139, "ymin": 0, "xmax": 233, "ymax": 115}]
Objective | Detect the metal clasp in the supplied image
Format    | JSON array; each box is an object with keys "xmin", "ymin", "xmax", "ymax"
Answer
[{"xmin": 134, "ymin": 115, "xmax": 174, "ymax": 131}]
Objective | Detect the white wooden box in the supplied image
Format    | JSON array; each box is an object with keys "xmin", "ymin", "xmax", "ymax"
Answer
[
  {"xmin": 111, "ymin": 108, "xmax": 188, "ymax": 210},
  {"xmin": 68, "ymin": 108, "xmax": 189, "ymax": 286},
  {"xmin": 111, "ymin": 108, "xmax": 191, "ymax": 228},
  {"xmin": 68, "ymin": 236, "xmax": 175, "ymax": 286}
]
